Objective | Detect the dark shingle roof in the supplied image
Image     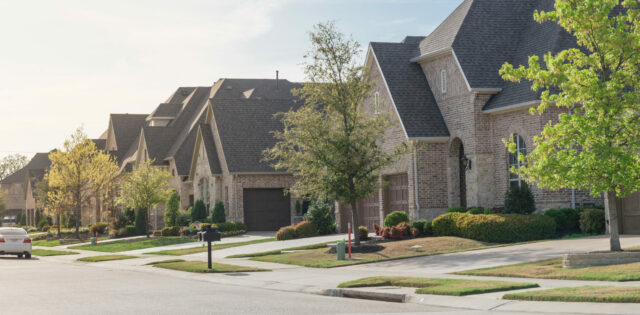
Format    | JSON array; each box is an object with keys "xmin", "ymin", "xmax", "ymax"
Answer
[
  {"xmin": 150, "ymin": 103, "xmax": 183, "ymax": 118},
  {"xmin": 1, "ymin": 152, "xmax": 52, "ymax": 184},
  {"xmin": 211, "ymin": 98, "xmax": 301, "ymax": 173},
  {"xmin": 199, "ymin": 124, "xmax": 222, "ymax": 175},
  {"xmin": 370, "ymin": 41, "xmax": 449, "ymax": 138},
  {"xmin": 92, "ymin": 139, "xmax": 106, "ymax": 151},
  {"xmin": 110, "ymin": 114, "xmax": 148, "ymax": 164}
]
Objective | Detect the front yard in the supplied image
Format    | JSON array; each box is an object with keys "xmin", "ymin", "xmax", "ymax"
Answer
[
  {"xmin": 456, "ymin": 258, "xmax": 640, "ymax": 281},
  {"xmin": 146, "ymin": 238, "xmax": 275, "ymax": 256},
  {"xmin": 504, "ymin": 286, "xmax": 640, "ymax": 303},
  {"xmin": 69, "ymin": 237, "xmax": 195, "ymax": 253},
  {"xmin": 250, "ymin": 236, "xmax": 491, "ymax": 268},
  {"xmin": 32, "ymin": 249, "xmax": 78, "ymax": 256},
  {"xmin": 148, "ymin": 259, "xmax": 270, "ymax": 273}
]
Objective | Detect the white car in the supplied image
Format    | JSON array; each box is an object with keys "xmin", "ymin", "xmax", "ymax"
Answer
[{"xmin": 0, "ymin": 227, "xmax": 32, "ymax": 259}]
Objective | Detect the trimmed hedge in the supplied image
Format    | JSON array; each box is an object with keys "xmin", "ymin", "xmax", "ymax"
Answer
[
  {"xmin": 161, "ymin": 226, "xmax": 180, "ymax": 237},
  {"xmin": 358, "ymin": 226, "xmax": 369, "ymax": 240},
  {"xmin": 544, "ymin": 208, "xmax": 580, "ymax": 235},
  {"xmin": 579, "ymin": 208, "xmax": 605, "ymax": 234},
  {"xmin": 294, "ymin": 221, "xmax": 318, "ymax": 238},
  {"xmin": 384, "ymin": 211, "xmax": 409, "ymax": 227},
  {"xmin": 276, "ymin": 226, "xmax": 295, "ymax": 240},
  {"xmin": 432, "ymin": 212, "xmax": 555, "ymax": 243}
]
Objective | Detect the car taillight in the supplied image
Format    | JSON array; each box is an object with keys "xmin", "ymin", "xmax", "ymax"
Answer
[
  {"xmin": 0, "ymin": 238, "xmax": 4, "ymax": 243},
  {"xmin": 23, "ymin": 238, "xmax": 31, "ymax": 243}
]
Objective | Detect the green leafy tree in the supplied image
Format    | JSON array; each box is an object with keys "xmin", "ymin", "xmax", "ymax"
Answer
[
  {"xmin": 191, "ymin": 200, "xmax": 207, "ymax": 223},
  {"xmin": 211, "ymin": 200, "xmax": 226, "ymax": 224},
  {"xmin": 264, "ymin": 22, "xmax": 406, "ymax": 245},
  {"xmin": 118, "ymin": 160, "xmax": 171, "ymax": 238},
  {"xmin": 134, "ymin": 208, "xmax": 147, "ymax": 235},
  {"xmin": 501, "ymin": 0, "xmax": 639, "ymax": 251},
  {"xmin": 36, "ymin": 173, "xmax": 72, "ymax": 235},
  {"xmin": 164, "ymin": 189, "xmax": 180, "ymax": 227},
  {"xmin": 0, "ymin": 153, "xmax": 28, "ymax": 181},
  {"xmin": 0, "ymin": 190, "xmax": 5, "ymax": 215}
]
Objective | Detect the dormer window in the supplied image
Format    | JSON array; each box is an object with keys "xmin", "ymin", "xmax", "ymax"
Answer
[
  {"xmin": 374, "ymin": 92, "xmax": 380, "ymax": 114},
  {"xmin": 441, "ymin": 70, "xmax": 447, "ymax": 94}
]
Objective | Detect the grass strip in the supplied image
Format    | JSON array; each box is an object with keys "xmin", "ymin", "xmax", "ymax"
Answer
[
  {"xmin": 149, "ymin": 259, "xmax": 269, "ymax": 273},
  {"xmin": 503, "ymin": 286, "xmax": 640, "ymax": 303},
  {"xmin": 146, "ymin": 238, "xmax": 276, "ymax": 256},
  {"xmin": 32, "ymin": 249, "xmax": 78, "ymax": 256},
  {"xmin": 33, "ymin": 236, "xmax": 108, "ymax": 247},
  {"xmin": 227, "ymin": 241, "xmax": 335, "ymax": 258},
  {"xmin": 251, "ymin": 237, "xmax": 491, "ymax": 268},
  {"xmin": 338, "ymin": 276, "xmax": 537, "ymax": 296},
  {"xmin": 77, "ymin": 255, "xmax": 137, "ymax": 262},
  {"xmin": 69, "ymin": 237, "xmax": 195, "ymax": 253},
  {"xmin": 456, "ymin": 258, "xmax": 640, "ymax": 282}
]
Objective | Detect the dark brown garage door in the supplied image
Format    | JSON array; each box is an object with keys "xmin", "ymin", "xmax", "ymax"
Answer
[
  {"xmin": 617, "ymin": 192, "xmax": 640, "ymax": 234},
  {"xmin": 384, "ymin": 173, "xmax": 409, "ymax": 216},
  {"xmin": 243, "ymin": 188, "xmax": 291, "ymax": 231}
]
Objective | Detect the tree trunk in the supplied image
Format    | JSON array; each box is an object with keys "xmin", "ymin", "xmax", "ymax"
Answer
[
  {"xmin": 57, "ymin": 213, "xmax": 61, "ymax": 236},
  {"xmin": 604, "ymin": 191, "xmax": 622, "ymax": 251},
  {"xmin": 350, "ymin": 202, "xmax": 360, "ymax": 246},
  {"xmin": 75, "ymin": 204, "xmax": 81, "ymax": 239},
  {"xmin": 146, "ymin": 206, "xmax": 151, "ymax": 238}
]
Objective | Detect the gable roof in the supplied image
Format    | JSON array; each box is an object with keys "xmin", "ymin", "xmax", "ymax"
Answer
[
  {"xmin": 211, "ymin": 98, "xmax": 301, "ymax": 173},
  {"xmin": 370, "ymin": 40, "xmax": 449, "ymax": 138},
  {"xmin": 1, "ymin": 152, "xmax": 52, "ymax": 184},
  {"xmin": 109, "ymin": 113, "xmax": 148, "ymax": 164},
  {"xmin": 199, "ymin": 124, "xmax": 222, "ymax": 175},
  {"xmin": 149, "ymin": 103, "xmax": 183, "ymax": 118}
]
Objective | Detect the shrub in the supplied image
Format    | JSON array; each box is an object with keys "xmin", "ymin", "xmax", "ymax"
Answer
[
  {"xmin": 579, "ymin": 208, "xmax": 605, "ymax": 234},
  {"xmin": 124, "ymin": 208, "xmax": 135, "ymax": 225},
  {"xmin": 447, "ymin": 207, "xmax": 466, "ymax": 213},
  {"xmin": 180, "ymin": 226, "xmax": 192, "ymax": 237},
  {"xmin": 423, "ymin": 220, "xmax": 433, "ymax": 236},
  {"xmin": 411, "ymin": 227, "xmax": 421, "ymax": 237},
  {"xmin": 134, "ymin": 208, "xmax": 147, "ymax": 235},
  {"xmin": 164, "ymin": 189, "xmax": 180, "ymax": 227},
  {"xmin": 381, "ymin": 227, "xmax": 391, "ymax": 239},
  {"xmin": 117, "ymin": 227, "xmax": 128, "ymax": 237},
  {"xmin": 125, "ymin": 225, "xmax": 136, "ymax": 236},
  {"xmin": 384, "ymin": 211, "xmax": 409, "ymax": 227},
  {"xmin": 411, "ymin": 220, "xmax": 428, "ymax": 235},
  {"xmin": 191, "ymin": 200, "xmax": 208, "ymax": 222},
  {"xmin": 503, "ymin": 183, "xmax": 536, "ymax": 214},
  {"xmin": 294, "ymin": 221, "xmax": 318, "ymax": 238},
  {"xmin": 90, "ymin": 222, "xmax": 108, "ymax": 235},
  {"xmin": 276, "ymin": 226, "xmax": 296, "ymax": 240},
  {"xmin": 396, "ymin": 222, "xmax": 410, "ymax": 236},
  {"xmin": 110, "ymin": 213, "xmax": 127, "ymax": 231},
  {"xmin": 545, "ymin": 208, "xmax": 580, "ymax": 235},
  {"xmin": 432, "ymin": 212, "xmax": 555, "ymax": 243},
  {"xmin": 161, "ymin": 226, "xmax": 180, "ymax": 237},
  {"xmin": 37, "ymin": 218, "xmax": 49, "ymax": 231},
  {"xmin": 373, "ymin": 223, "xmax": 382, "ymax": 236},
  {"xmin": 41, "ymin": 224, "xmax": 51, "ymax": 232},
  {"xmin": 176, "ymin": 212, "xmax": 191, "ymax": 227},
  {"xmin": 215, "ymin": 222, "xmax": 246, "ymax": 233},
  {"xmin": 483, "ymin": 208, "xmax": 493, "ymax": 215},
  {"xmin": 358, "ymin": 226, "xmax": 369, "ymax": 240},
  {"xmin": 303, "ymin": 200, "xmax": 335, "ymax": 235},
  {"xmin": 467, "ymin": 207, "xmax": 483, "ymax": 214},
  {"xmin": 390, "ymin": 227, "xmax": 402, "ymax": 240},
  {"xmin": 210, "ymin": 201, "xmax": 226, "ymax": 224}
]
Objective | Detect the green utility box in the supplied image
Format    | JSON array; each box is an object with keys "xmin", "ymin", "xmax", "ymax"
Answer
[
  {"xmin": 90, "ymin": 237, "xmax": 96, "ymax": 246},
  {"xmin": 336, "ymin": 242, "xmax": 345, "ymax": 260}
]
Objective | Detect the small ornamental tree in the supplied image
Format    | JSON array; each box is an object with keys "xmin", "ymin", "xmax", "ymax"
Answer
[
  {"xmin": 164, "ymin": 189, "xmax": 180, "ymax": 227},
  {"xmin": 134, "ymin": 208, "xmax": 147, "ymax": 235},
  {"xmin": 191, "ymin": 200, "xmax": 207, "ymax": 223},
  {"xmin": 500, "ymin": 0, "xmax": 639, "ymax": 251},
  {"xmin": 0, "ymin": 153, "xmax": 28, "ymax": 181},
  {"xmin": 503, "ymin": 183, "xmax": 536, "ymax": 214},
  {"xmin": 211, "ymin": 201, "xmax": 226, "ymax": 224}
]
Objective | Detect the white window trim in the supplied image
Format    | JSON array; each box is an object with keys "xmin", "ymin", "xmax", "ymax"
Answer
[
  {"xmin": 508, "ymin": 135, "xmax": 526, "ymax": 187},
  {"xmin": 441, "ymin": 70, "xmax": 447, "ymax": 94},
  {"xmin": 374, "ymin": 91, "xmax": 380, "ymax": 114}
]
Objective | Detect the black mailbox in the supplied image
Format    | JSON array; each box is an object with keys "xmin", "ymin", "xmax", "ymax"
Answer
[{"xmin": 202, "ymin": 227, "xmax": 221, "ymax": 242}]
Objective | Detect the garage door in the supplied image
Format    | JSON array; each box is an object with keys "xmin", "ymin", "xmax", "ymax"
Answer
[
  {"xmin": 617, "ymin": 192, "xmax": 640, "ymax": 234},
  {"xmin": 243, "ymin": 188, "xmax": 291, "ymax": 231},
  {"xmin": 384, "ymin": 173, "xmax": 408, "ymax": 216},
  {"xmin": 358, "ymin": 192, "xmax": 380, "ymax": 231}
]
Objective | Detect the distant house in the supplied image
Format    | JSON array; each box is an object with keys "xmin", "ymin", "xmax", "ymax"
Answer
[{"xmin": 337, "ymin": 0, "xmax": 610, "ymax": 232}]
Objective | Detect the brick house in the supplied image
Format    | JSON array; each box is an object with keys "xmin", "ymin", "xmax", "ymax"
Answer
[{"xmin": 336, "ymin": 0, "xmax": 611, "ymax": 232}]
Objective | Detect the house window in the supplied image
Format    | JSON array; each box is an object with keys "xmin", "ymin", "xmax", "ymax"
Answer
[
  {"xmin": 374, "ymin": 91, "xmax": 380, "ymax": 114},
  {"xmin": 508, "ymin": 134, "xmax": 527, "ymax": 188},
  {"xmin": 441, "ymin": 70, "xmax": 447, "ymax": 94}
]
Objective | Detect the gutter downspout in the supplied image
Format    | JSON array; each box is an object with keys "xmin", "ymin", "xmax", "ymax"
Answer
[{"xmin": 413, "ymin": 144, "xmax": 421, "ymax": 220}]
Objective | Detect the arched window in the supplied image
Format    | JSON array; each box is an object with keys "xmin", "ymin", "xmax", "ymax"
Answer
[{"xmin": 508, "ymin": 135, "xmax": 526, "ymax": 188}]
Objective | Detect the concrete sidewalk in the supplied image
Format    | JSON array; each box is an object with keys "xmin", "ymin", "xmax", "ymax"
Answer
[{"xmin": 118, "ymin": 232, "xmax": 275, "ymax": 256}]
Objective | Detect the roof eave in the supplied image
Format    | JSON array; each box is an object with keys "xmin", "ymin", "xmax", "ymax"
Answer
[{"xmin": 483, "ymin": 100, "xmax": 540, "ymax": 114}]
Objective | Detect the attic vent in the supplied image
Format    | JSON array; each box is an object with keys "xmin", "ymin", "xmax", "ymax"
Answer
[
  {"xmin": 225, "ymin": 85, "xmax": 233, "ymax": 90},
  {"xmin": 243, "ymin": 88, "xmax": 255, "ymax": 99}
]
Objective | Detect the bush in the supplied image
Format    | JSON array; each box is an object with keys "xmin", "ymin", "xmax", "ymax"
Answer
[
  {"xmin": 467, "ymin": 207, "xmax": 483, "ymax": 215},
  {"xmin": 423, "ymin": 220, "xmax": 433, "ymax": 236},
  {"xmin": 447, "ymin": 207, "xmax": 466, "ymax": 213},
  {"xmin": 390, "ymin": 227, "xmax": 402, "ymax": 240},
  {"xmin": 124, "ymin": 208, "xmax": 136, "ymax": 225},
  {"xmin": 381, "ymin": 227, "xmax": 391, "ymax": 239},
  {"xmin": 37, "ymin": 218, "xmax": 50, "ymax": 231},
  {"xmin": 125, "ymin": 225, "xmax": 136, "ymax": 236},
  {"xmin": 134, "ymin": 208, "xmax": 147, "ymax": 235},
  {"xmin": 215, "ymin": 222, "xmax": 246, "ymax": 233},
  {"xmin": 373, "ymin": 223, "xmax": 382, "ymax": 236},
  {"xmin": 483, "ymin": 208, "xmax": 493, "ymax": 215},
  {"xmin": 396, "ymin": 222, "xmax": 410, "ymax": 236},
  {"xmin": 164, "ymin": 189, "xmax": 180, "ymax": 227},
  {"xmin": 545, "ymin": 208, "xmax": 580, "ymax": 235},
  {"xmin": 384, "ymin": 211, "xmax": 409, "ymax": 227},
  {"xmin": 276, "ymin": 226, "xmax": 296, "ymax": 240},
  {"xmin": 41, "ymin": 224, "xmax": 51, "ymax": 232},
  {"xmin": 211, "ymin": 201, "xmax": 226, "ymax": 224},
  {"xmin": 503, "ymin": 183, "xmax": 536, "ymax": 214},
  {"xmin": 180, "ymin": 226, "xmax": 192, "ymax": 237},
  {"xmin": 161, "ymin": 226, "xmax": 180, "ymax": 237},
  {"xmin": 191, "ymin": 200, "xmax": 208, "ymax": 222},
  {"xmin": 176, "ymin": 212, "xmax": 191, "ymax": 227},
  {"xmin": 293, "ymin": 221, "xmax": 318, "ymax": 238},
  {"xmin": 579, "ymin": 208, "xmax": 605, "ymax": 234},
  {"xmin": 90, "ymin": 222, "xmax": 109, "ymax": 235},
  {"xmin": 411, "ymin": 220, "xmax": 428, "ymax": 235},
  {"xmin": 432, "ymin": 212, "xmax": 555, "ymax": 243},
  {"xmin": 411, "ymin": 227, "xmax": 421, "ymax": 237},
  {"xmin": 358, "ymin": 226, "xmax": 369, "ymax": 240},
  {"xmin": 303, "ymin": 200, "xmax": 335, "ymax": 235}
]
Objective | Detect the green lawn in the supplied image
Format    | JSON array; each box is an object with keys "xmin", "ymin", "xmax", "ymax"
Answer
[
  {"xmin": 146, "ymin": 238, "xmax": 275, "ymax": 256},
  {"xmin": 148, "ymin": 259, "xmax": 270, "ymax": 273},
  {"xmin": 227, "ymin": 241, "xmax": 334, "ymax": 258},
  {"xmin": 33, "ymin": 236, "xmax": 108, "ymax": 247},
  {"xmin": 77, "ymin": 255, "xmax": 138, "ymax": 262},
  {"xmin": 251, "ymin": 237, "xmax": 491, "ymax": 268},
  {"xmin": 504, "ymin": 286, "xmax": 640, "ymax": 303},
  {"xmin": 456, "ymin": 258, "xmax": 640, "ymax": 281},
  {"xmin": 69, "ymin": 237, "xmax": 196, "ymax": 253},
  {"xmin": 32, "ymin": 249, "xmax": 78, "ymax": 256},
  {"xmin": 338, "ymin": 276, "xmax": 537, "ymax": 296}
]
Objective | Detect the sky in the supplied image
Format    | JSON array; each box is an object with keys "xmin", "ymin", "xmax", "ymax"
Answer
[{"xmin": 0, "ymin": 0, "xmax": 464, "ymax": 159}]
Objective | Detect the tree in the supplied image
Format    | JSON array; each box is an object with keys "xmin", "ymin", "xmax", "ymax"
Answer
[
  {"xmin": 211, "ymin": 200, "xmax": 226, "ymax": 224},
  {"xmin": 0, "ymin": 190, "xmax": 5, "ymax": 215},
  {"xmin": 118, "ymin": 160, "xmax": 171, "ymax": 237},
  {"xmin": 263, "ymin": 22, "xmax": 406, "ymax": 245},
  {"xmin": 0, "ymin": 153, "xmax": 28, "ymax": 181},
  {"xmin": 500, "ymin": 0, "xmax": 639, "ymax": 251},
  {"xmin": 90, "ymin": 151, "xmax": 120, "ymax": 222},
  {"xmin": 35, "ymin": 174, "xmax": 72, "ymax": 235},
  {"xmin": 191, "ymin": 200, "xmax": 207, "ymax": 223},
  {"xmin": 48, "ymin": 128, "xmax": 116, "ymax": 238},
  {"xmin": 164, "ymin": 189, "xmax": 180, "ymax": 227}
]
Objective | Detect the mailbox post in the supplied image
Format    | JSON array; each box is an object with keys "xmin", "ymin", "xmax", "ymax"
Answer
[{"xmin": 199, "ymin": 226, "xmax": 221, "ymax": 269}]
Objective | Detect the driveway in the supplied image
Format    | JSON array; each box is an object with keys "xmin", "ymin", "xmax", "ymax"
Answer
[{"xmin": 341, "ymin": 234, "xmax": 640, "ymax": 274}]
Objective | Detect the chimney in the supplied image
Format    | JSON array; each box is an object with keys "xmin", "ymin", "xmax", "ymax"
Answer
[{"xmin": 276, "ymin": 70, "xmax": 279, "ymax": 90}]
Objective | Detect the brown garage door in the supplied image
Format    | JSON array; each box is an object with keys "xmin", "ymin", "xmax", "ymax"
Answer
[
  {"xmin": 384, "ymin": 173, "xmax": 408, "ymax": 216},
  {"xmin": 617, "ymin": 192, "xmax": 640, "ymax": 234},
  {"xmin": 358, "ymin": 192, "xmax": 380, "ymax": 231},
  {"xmin": 243, "ymin": 188, "xmax": 291, "ymax": 231}
]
